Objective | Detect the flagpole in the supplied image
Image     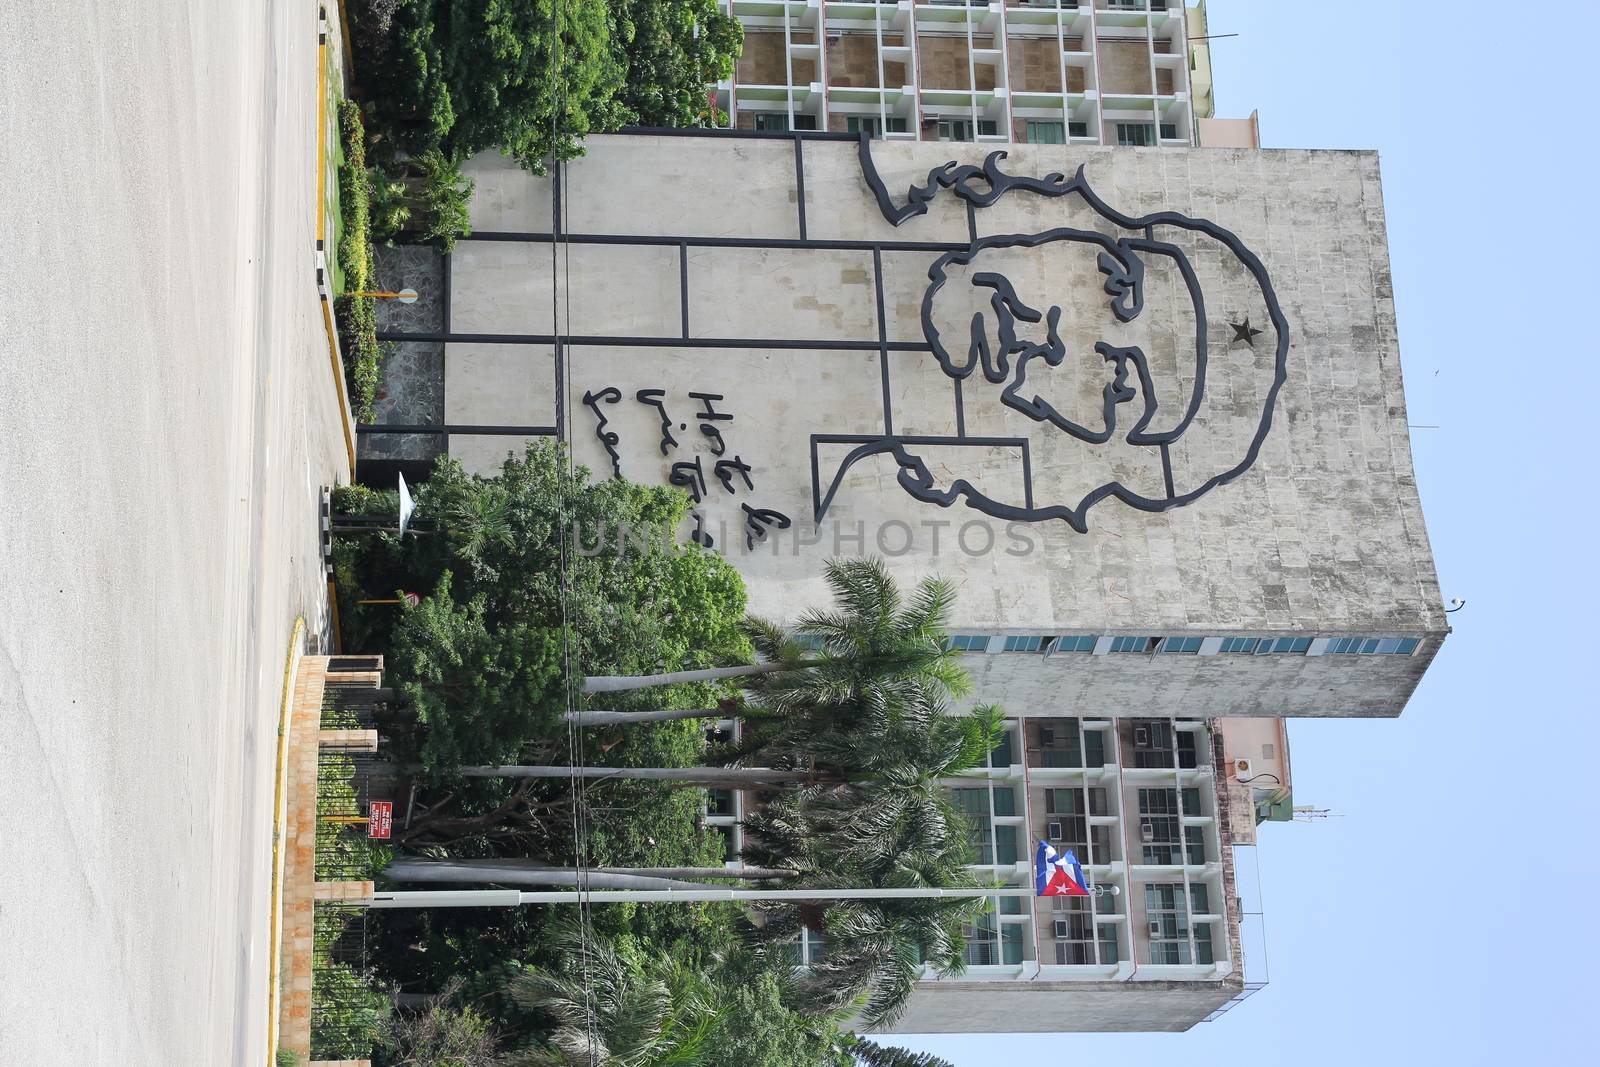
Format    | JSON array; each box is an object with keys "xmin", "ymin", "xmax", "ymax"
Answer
[{"xmin": 367, "ymin": 885, "xmax": 1043, "ymax": 909}]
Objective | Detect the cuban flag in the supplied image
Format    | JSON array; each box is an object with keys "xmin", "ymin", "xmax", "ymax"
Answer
[{"xmin": 1034, "ymin": 840, "xmax": 1089, "ymax": 897}]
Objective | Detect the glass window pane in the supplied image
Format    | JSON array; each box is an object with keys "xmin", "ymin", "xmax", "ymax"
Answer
[
  {"xmin": 990, "ymin": 729, "xmax": 1014, "ymax": 767},
  {"xmin": 994, "ymin": 825, "xmax": 1019, "ymax": 865}
]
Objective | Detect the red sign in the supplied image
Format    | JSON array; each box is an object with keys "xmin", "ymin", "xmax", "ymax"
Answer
[{"xmin": 368, "ymin": 801, "xmax": 393, "ymax": 839}]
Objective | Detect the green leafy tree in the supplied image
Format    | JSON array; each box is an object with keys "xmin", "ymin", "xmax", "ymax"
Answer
[
  {"xmin": 611, "ymin": 0, "xmax": 743, "ymax": 128},
  {"xmin": 366, "ymin": 443, "xmax": 749, "ymax": 773},
  {"xmin": 389, "ymin": 571, "xmax": 567, "ymax": 772},
  {"xmin": 365, "ymin": 0, "xmax": 628, "ymax": 173}
]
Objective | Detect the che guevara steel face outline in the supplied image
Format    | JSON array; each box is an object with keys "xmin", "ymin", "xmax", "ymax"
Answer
[{"xmin": 810, "ymin": 137, "xmax": 1290, "ymax": 534}]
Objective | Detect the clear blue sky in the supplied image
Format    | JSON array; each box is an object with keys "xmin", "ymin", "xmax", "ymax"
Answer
[{"xmin": 901, "ymin": 3, "xmax": 1599, "ymax": 1062}]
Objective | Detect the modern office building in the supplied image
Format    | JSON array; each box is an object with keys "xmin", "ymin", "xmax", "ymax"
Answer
[
  {"xmin": 717, "ymin": 0, "xmax": 1216, "ymax": 147},
  {"xmin": 703, "ymin": 713, "xmax": 1288, "ymax": 1030}
]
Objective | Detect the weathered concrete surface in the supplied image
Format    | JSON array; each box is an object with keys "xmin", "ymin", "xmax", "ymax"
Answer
[
  {"xmin": 882, "ymin": 979, "xmax": 1241, "ymax": 1034},
  {"xmin": 442, "ymin": 134, "xmax": 1445, "ymax": 717},
  {"xmin": 0, "ymin": 1, "xmax": 346, "ymax": 1064}
]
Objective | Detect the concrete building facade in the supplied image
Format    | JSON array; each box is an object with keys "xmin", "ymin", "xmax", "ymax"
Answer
[
  {"xmin": 719, "ymin": 0, "xmax": 1207, "ymax": 148},
  {"xmin": 372, "ymin": 132, "xmax": 1446, "ymax": 721}
]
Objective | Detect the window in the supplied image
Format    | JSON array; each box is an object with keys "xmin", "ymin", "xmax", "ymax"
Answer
[
  {"xmin": 946, "ymin": 634, "xmax": 989, "ymax": 652},
  {"xmin": 950, "ymin": 788, "xmax": 995, "ymax": 863},
  {"xmin": 1326, "ymin": 636, "xmax": 1421, "ymax": 655},
  {"xmin": 1055, "ymin": 635, "xmax": 1099, "ymax": 653},
  {"xmin": 1129, "ymin": 720, "xmax": 1197, "ymax": 770},
  {"xmin": 1138, "ymin": 790, "xmax": 1205, "ymax": 864},
  {"xmin": 1110, "ymin": 635, "xmax": 1157, "ymax": 653},
  {"xmin": 1068, "ymin": 120, "xmax": 1089, "ymax": 138},
  {"xmin": 937, "ymin": 118, "xmax": 998, "ymax": 142},
  {"xmin": 1254, "ymin": 636, "xmax": 1312, "ymax": 655},
  {"xmin": 1144, "ymin": 883, "xmax": 1215, "ymax": 965},
  {"xmin": 1045, "ymin": 788, "xmax": 1114, "ymax": 863},
  {"xmin": 1115, "ymin": 122, "xmax": 1155, "ymax": 147},
  {"xmin": 1085, "ymin": 729, "xmax": 1106, "ymax": 768},
  {"xmin": 845, "ymin": 115, "xmax": 909, "ymax": 138},
  {"xmin": 1159, "ymin": 122, "xmax": 1178, "ymax": 139},
  {"xmin": 706, "ymin": 789, "xmax": 735, "ymax": 817},
  {"xmin": 1003, "ymin": 635, "xmax": 1045, "ymax": 653},
  {"xmin": 1026, "ymin": 120, "xmax": 1066, "ymax": 144},
  {"xmin": 962, "ymin": 913, "xmax": 1025, "ymax": 965},
  {"xmin": 1218, "ymin": 636, "xmax": 1260, "ymax": 654},
  {"xmin": 1037, "ymin": 720, "xmax": 1082, "ymax": 768},
  {"xmin": 1159, "ymin": 636, "xmax": 1204, "ymax": 654},
  {"xmin": 989, "ymin": 728, "xmax": 1015, "ymax": 767},
  {"xmin": 994, "ymin": 824, "xmax": 1020, "ymax": 865}
]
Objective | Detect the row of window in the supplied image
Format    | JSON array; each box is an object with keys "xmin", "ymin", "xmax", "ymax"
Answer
[
  {"xmin": 747, "ymin": 113, "xmax": 1177, "ymax": 146},
  {"xmin": 949, "ymin": 634, "xmax": 1421, "ymax": 656}
]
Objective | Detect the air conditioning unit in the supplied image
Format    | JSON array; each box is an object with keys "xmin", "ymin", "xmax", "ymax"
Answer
[
  {"xmin": 1047, "ymin": 820, "xmax": 1064, "ymax": 841},
  {"xmin": 1139, "ymin": 822, "xmax": 1155, "ymax": 843},
  {"xmin": 1053, "ymin": 919, "xmax": 1070, "ymax": 939},
  {"xmin": 1147, "ymin": 920, "xmax": 1163, "ymax": 938},
  {"xmin": 1134, "ymin": 726, "xmax": 1151, "ymax": 747},
  {"xmin": 1234, "ymin": 758, "xmax": 1256, "ymax": 782}
]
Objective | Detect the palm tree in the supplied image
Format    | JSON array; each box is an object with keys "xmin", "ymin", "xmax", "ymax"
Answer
[
  {"xmin": 498, "ymin": 559, "xmax": 975, "ymax": 778},
  {"xmin": 503, "ymin": 921, "xmax": 715, "ymax": 1067},
  {"xmin": 849, "ymin": 1039, "xmax": 956, "ymax": 1067},
  {"xmin": 735, "ymin": 696, "xmax": 1003, "ymax": 1028}
]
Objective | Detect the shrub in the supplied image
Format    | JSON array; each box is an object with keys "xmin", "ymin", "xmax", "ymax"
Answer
[
  {"xmin": 312, "ymin": 907, "xmax": 390, "ymax": 1060},
  {"xmin": 335, "ymin": 100, "xmax": 382, "ymax": 421}
]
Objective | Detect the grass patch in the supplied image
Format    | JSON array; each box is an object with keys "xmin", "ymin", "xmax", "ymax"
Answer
[{"xmin": 334, "ymin": 99, "xmax": 381, "ymax": 422}]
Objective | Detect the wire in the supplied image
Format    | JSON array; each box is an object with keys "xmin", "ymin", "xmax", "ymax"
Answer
[{"xmin": 544, "ymin": 2, "xmax": 600, "ymax": 1061}]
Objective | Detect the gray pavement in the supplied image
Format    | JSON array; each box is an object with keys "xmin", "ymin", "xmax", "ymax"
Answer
[{"xmin": 0, "ymin": 2, "xmax": 347, "ymax": 1063}]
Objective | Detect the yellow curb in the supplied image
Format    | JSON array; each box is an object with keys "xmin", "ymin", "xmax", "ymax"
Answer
[{"xmin": 268, "ymin": 616, "xmax": 307, "ymax": 1065}]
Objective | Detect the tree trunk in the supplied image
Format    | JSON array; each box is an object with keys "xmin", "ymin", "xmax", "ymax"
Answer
[
  {"xmin": 385, "ymin": 859, "xmax": 712, "ymax": 890},
  {"xmin": 562, "ymin": 707, "xmax": 729, "ymax": 726},
  {"xmin": 452, "ymin": 765, "xmax": 811, "ymax": 788},
  {"xmin": 581, "ymin": 661, "xmax": 794, "ymax": 694}
]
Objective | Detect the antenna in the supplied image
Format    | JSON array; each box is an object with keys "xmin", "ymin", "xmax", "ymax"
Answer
[{"xmin": 1291, "ymin": 806, "xmax": 1341, "ymax": 823}]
